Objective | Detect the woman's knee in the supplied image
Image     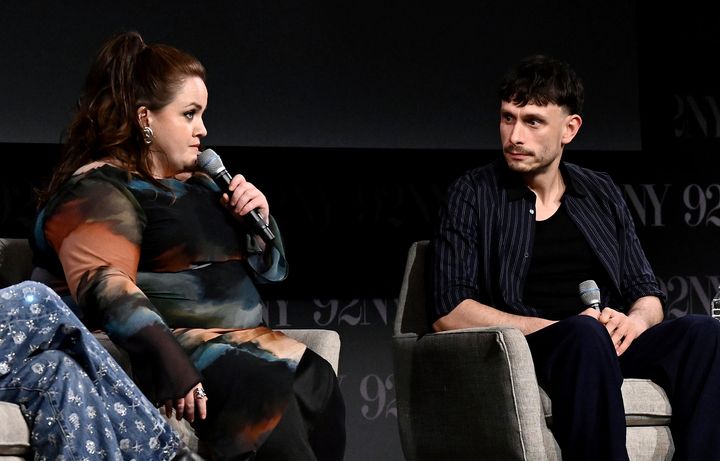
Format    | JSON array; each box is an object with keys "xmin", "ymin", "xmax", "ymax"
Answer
[
  {"xmin": 13, "ymin": 281, "xmax": 59, "ymax": 302},
  {"xmin": 22, "ymin": 350, "xmax": 87, "ymax": 388},
  {"xmin": 2, "ymin": 281, "xmax": 69, "ymax": 319}
]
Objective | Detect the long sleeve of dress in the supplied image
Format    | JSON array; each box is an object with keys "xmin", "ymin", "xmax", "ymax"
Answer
[{"xmin": 41, "ymin": 175, "xmax": 202, "ymax": 403}]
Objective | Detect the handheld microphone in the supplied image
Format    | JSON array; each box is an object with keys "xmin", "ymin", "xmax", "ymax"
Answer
[
  {"xmin": 197, "ymin": 148, "xmax": 276, "ymax": 244},
  {"xmin": 578, "ymin": 279, "xmax": 601, "ymax": 311}
]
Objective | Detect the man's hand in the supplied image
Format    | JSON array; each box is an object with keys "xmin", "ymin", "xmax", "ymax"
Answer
[
  {"xmin": 595, "ymin": 307, "xmax": 648, "ymax": 356},
  {"xmin": 580, "ymin": 295, "xmax": 664, "ymax": 356}
]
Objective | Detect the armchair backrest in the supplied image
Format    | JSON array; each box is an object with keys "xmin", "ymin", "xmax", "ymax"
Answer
[
  {"xmin": 0, "ymin": 238, "xmax": 33, "ymax": 288},
  {"xmin": 394, "ymin": 240, "xmax": 433, "ymax": 337}
]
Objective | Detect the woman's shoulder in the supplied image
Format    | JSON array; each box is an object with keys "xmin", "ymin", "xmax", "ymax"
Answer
[
  {"xmin": 72, "ymin": 160, "xmax": 117, "ymax": 176},
  {"xmin": 69, "ymin": 163, "xmax": 133, "ymax": 186},
  {"xmin": 43, "ymin": 164, "xmax": 141, "ymax": 213},
  {"xmin": 35, "ymin": 164, "xmax": 146, "ymax": 254}
]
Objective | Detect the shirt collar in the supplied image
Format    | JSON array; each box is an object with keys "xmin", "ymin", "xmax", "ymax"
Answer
[{"xmin": 494, "ymin": 157, "xmax": 588, "ymax": 202}]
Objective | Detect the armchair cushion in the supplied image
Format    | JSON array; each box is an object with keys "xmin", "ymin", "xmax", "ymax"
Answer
[
  {"xmin": 0, "ymin": 403, "xmax": 29, "ymax": 456},
  {"xmin": 621, "ymin": 379, "xmax": 673, "ymax": 425},
  {"xmin": 539, "ymin": 378, "xmax": 672, "ymax": 426}
]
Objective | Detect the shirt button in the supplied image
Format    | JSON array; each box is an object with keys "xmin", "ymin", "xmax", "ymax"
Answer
[{"xmin": 529, "ymin": 209, "xmax": 535, "ymax": 215}]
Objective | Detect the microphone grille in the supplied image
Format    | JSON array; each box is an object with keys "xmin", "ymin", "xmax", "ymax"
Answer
[
  {"xmin": 197, "ymin": 149, "xmax": 225, "ymax": 176},
  {"xmin": 578, "ymin": 279, "xmax": 601, "ymax": 307}
]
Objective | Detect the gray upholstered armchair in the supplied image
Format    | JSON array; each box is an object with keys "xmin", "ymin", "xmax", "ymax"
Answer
[
  {"xmin": 392, "ymin": 240, "xmax": 674, "ymax": 461},
  {"xmin": 0, "ymin": 237, "xmax": 341, "ymax": 460}
]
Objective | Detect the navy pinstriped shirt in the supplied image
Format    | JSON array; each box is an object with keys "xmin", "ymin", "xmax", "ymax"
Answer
[{"xmin": 433, "ymin": 158, "xmax": 665, "ymax": 320}]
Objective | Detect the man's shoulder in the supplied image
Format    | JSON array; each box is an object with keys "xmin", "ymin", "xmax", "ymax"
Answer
[
  {"xmin": 564, "ymin": 161, "xmax": 617, "ymax": 190},
  {"xmin": 454, "ymin": 160, "xmax": 502, "ymax": 186}
]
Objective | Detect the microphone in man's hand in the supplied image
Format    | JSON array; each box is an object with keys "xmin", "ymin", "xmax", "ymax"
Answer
[
  {"xmin": 578, "ymin": 279, "xmax": 601, "ymax": 311},
  {"xmin": 197, "ymin": 148, "xmax": 276, "ymax": 244}
]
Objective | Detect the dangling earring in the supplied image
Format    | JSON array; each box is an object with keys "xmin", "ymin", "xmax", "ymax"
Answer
[{"xmin": 143, "ymin": 126, "xmax": 154, "ymax": 145}]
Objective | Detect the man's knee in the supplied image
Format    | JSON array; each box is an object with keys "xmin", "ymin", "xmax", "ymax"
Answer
[
  {"xmin": 674, "ymin": 314, "xmax": 720, "ymax": 347},
  {"xmin": 677, "ymin": 313, "xmax": 719, "ymax": 329},
  {"xmin": 558, "ymin": 315, "xmax": 611, "ymax": 346}
]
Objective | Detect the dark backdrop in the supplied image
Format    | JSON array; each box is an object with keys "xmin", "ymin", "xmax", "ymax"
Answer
[
  {"xmin": 2, "ymin": 2, "xmax": 720, "ymax": 460},
  {"xmin": 1, "ymin": 1, "xmax": 639, "ymax": 150}
]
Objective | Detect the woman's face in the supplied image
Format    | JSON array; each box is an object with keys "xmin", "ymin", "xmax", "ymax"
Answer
[{"xmin": 145, "ymin": 76, "xmax": 208, "ymax": 178}]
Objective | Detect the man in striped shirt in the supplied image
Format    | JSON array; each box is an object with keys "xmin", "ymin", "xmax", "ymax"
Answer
[{"xmin": 433, "ymin": 54, "xmax": 720, "ymax": 461}]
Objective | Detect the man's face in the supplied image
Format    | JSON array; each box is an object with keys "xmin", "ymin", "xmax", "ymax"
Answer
[{"xmin": 499, "ymin": 100, "xmax": 579, "ymax": 175}]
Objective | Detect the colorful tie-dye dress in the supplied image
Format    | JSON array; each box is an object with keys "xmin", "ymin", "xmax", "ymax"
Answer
[{"xmin": 32, "ymin": 164, "xmax": 307, "ymax": 457}]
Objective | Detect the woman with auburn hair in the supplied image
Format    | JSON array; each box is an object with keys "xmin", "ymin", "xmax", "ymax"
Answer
[{"xmin": 32, "ymin": 31, "xmax": 345, "ymax": 461}]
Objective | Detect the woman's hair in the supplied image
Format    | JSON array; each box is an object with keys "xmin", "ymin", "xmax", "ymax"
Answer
[{"xmin": 38, "ymin": 31, "xmax": 206, "ymax": 206}]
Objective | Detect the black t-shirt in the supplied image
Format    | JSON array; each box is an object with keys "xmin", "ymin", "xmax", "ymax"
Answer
[{"xmin": 522, "ymin": 201, "xmax": 611, "ymax": 320}]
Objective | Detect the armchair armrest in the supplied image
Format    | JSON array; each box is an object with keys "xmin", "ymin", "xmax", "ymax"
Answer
[
  {"xmin": 393, "ymin": 326, "xmax": 555, "ymax": 461},
  {"xmin": 278, "ymin": 329, "xmax": 340, "ymax": 375}
]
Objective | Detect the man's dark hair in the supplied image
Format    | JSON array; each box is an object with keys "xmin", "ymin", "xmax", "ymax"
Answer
[{"xmin": 499, "ymin": 54, "xmax": 584, "ymax": 116}]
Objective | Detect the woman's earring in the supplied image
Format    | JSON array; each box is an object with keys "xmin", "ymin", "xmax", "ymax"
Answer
[{"xmin": 143, "ymin": 126, "xmax": 154, "ymax": 145}]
